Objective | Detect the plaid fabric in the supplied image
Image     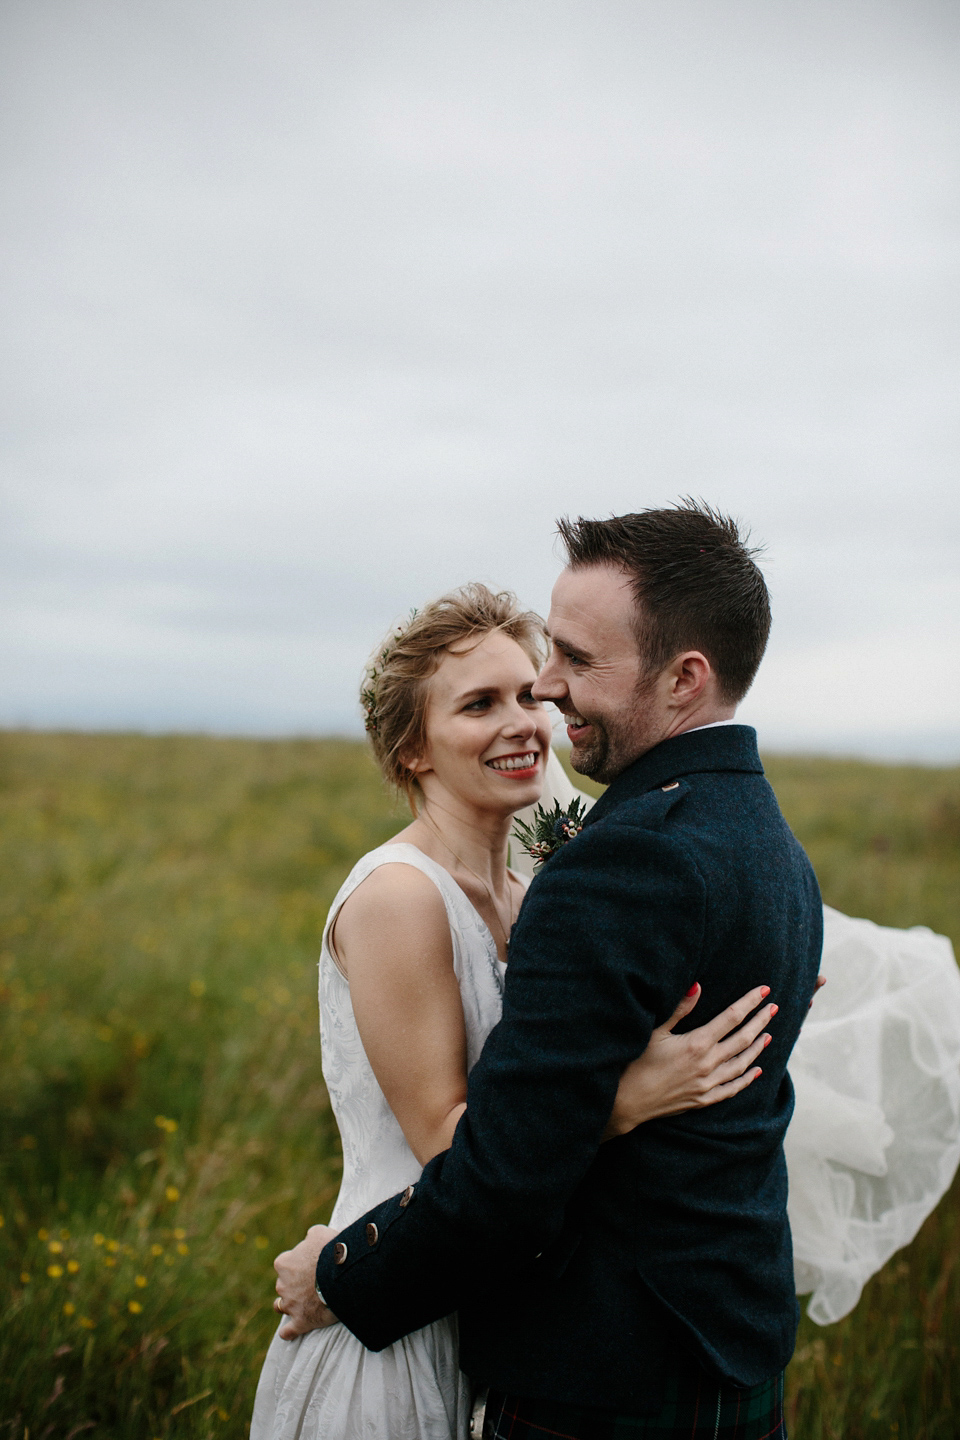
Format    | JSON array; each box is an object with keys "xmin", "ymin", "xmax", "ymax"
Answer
[{"xmin": 481, "ymin": 1370, "xmax": 785, "ymax": 1440}]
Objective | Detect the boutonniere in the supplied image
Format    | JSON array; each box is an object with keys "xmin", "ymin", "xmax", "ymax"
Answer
[{"xmin": 512, "ymin": 797, "xmax": 589, "ymax": 870}]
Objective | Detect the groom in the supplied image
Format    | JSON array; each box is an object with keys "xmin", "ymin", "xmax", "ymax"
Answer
[{"xmin": 279, "ymin": 502, "xmax": 822, "ymax": 1436}]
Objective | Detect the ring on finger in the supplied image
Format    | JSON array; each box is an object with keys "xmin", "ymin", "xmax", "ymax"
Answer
[{"xmin": 274, "ymin": 1297, "xmax": 284, "ymax": 1313}]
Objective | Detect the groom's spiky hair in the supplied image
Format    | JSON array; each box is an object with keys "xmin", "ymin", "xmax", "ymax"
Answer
[{"xmin": 556, "ymin": 499, "xmax": 771, "ymax": 704}]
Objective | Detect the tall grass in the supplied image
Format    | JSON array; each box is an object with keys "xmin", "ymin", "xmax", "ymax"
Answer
[
  {"xmin": 0, "ymin": 733, "xmax": 957, "ymax": 1438},
  {"xmin": 761, "ymin": 754, "xmax": 960, "ymax": 1440}
]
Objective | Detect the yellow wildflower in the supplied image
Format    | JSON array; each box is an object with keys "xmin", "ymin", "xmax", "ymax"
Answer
[
  {"xmin": 165, "ymin": 1186, "xmax": 180, "ymax": 1202},
  {"xmin": 255, "ymin": 1236, "xmax": 269, "ymax": 1249},
  {"xmin": 134, "ymin": 1275, "xmax": 147, "ymax": 1288},
  {"xmin": 94, "ymin": 1233, "xmax": 105, "ymax": 1246},
  {"xmin": 38, "ymin": 1228, "xmax": 49, "ymax": 1241},
  {"xmin": 67, "ymin": 1260, "xmax": 80, "ymax": 1273},
  {"xmin": 63, "ymin": 1302, "xmax": 75, "ymax": 1316},
  {"xmin": 173, "ymin": 1227, "xmax": 186, "ymax": 1239},
  {"xmin": 48, "ymin": 1240, "xmax": 64, "ymax": 1254},
  {"xmin": 19, "ymin": 1272, "xmax": 30, "ymax": 1284},
  {"xmin": 106, "ymin": 1239, "xmax": 119, "ymax": 1253},
  {"xmin": 176, "ymin": 1242, "xmax": 189, "ymax": 1255},
  {"xmin": 150, "ymin": 1243, "xmax": 163, "ymax": 1256},
  {"xmin": 47, "ymin": 1264, "xmax": 64, "ymax": 1278},
  {"xmin": 128, "ymin": 1300, "xmax": 143, "ymax": 1314},
  {"xmin": 232, "ymin": 1231, "xmax": 246, "ymax": 1245},
  {"xmin": 79, "ymin": 1316, "xmax": 95, "ymax": 1329}
]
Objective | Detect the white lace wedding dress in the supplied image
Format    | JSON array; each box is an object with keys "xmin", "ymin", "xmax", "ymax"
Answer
[{"xmin": 251, "ymin": 842, "xmax": 513, "ymax": 1440}]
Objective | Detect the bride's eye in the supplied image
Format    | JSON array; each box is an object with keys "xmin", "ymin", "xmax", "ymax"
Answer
[
  {"xmin": 519, "ymin": 690, "xmax": 541, "ymax": 706},
  {"xmin": 463, "ymin": 696, "xmax": 492, "ymax": 712}
]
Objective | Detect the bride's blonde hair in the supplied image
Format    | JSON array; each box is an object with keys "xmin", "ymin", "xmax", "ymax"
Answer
[{"xmin": 361, "ymin": 583, "xmax": 547, "ymax": 808}]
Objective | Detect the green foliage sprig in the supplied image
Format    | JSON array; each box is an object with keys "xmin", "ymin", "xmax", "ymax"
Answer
[
  {"xmin": 512, "ymin": 797, "xmax": 589, "ymax": 869},
  {"xmin": 361, "ymin": 610, "xmax": 418, "ymax": 734}
]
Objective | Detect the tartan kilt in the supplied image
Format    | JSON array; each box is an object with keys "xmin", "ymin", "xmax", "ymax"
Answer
[{"xmin": 480, "ymin": 1369, "xmax": 786, "ymax": 1440}]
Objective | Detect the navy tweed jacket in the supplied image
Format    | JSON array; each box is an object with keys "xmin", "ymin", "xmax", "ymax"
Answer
[{"xmin": 316, "ymin": 726, "xmax": 823, "ymax": 1413}]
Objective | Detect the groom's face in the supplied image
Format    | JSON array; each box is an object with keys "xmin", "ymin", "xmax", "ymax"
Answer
[{"xmin": 534, "ymin": 564, "xmax": 661, "ymax": 783}]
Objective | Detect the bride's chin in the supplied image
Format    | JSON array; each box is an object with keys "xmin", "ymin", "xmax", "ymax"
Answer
[
  {"xmin": 508, "ymin": 781, "xmax": 543, "ymax": 809},
  {"xmin": 477, "ymin": 779, "xmax": 543, "ymax": 815}
]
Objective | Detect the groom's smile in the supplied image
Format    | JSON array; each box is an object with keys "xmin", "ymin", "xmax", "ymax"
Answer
[
  {"xmin": 560, "ymin": 710, "xmax": 591, "ymax": 744},
  {"xmin": 533, "ymin": 563, "xmax": 652, "ymax": 783}
]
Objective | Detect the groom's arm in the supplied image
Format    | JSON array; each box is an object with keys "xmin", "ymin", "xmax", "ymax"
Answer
[
  {"xmin": 317, "ymin": 804, "xmax": 705, "ymax": 1350},
  {"xmin": 317, "ymin": 811, "xmax": 705, "ymax": 1345}
]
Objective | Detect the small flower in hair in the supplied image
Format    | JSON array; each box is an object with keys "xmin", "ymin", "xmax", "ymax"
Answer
[
  {"xmin": 361, "ymin": 610, "xmax": 418, "ymax": 733},
  {"xmin": 512, "ymin": 797, "xmax": 589, "ymax": 870}
]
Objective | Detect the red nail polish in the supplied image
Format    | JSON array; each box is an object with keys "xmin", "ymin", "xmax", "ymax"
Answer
[
  {"xmin": 686, "ymin": 983, "xmax": 700, "ymax": 997},
  {"xmin": 753, "ymin": 1067, "xmax": 762, "ymax": 1076},
  {"xmin": 760, "ymin": 986, "xmax": 770, "ymax": 999},
  {"xmin": 763, "ymin": 1034, "xmax": 772, "ymax": 1047},
  {"xmin": 769, "ymin": 1004, "xmax": 778, "ymax": 1016}
]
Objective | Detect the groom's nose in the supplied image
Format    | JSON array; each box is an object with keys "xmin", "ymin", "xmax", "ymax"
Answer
[{"xmin": 532, "ymin": 652, "xmax": 568, "ymax": 704}]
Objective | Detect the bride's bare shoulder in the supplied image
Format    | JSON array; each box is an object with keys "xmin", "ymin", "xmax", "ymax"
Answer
[{"xmin": 336, "ymin": 855, "xmax": 448, "ymax": 941}]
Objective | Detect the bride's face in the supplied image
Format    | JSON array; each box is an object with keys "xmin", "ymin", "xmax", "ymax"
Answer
[{"xmin": 411, "ymin": 631, "xmax": 552, "ymax": 815}]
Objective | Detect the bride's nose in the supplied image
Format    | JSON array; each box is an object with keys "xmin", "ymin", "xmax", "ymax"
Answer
[{"xmin": 503, "ymin": 701, "xmax": 538, "ymax": 739}]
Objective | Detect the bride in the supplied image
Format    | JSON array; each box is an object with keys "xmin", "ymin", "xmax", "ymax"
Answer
[{"xmin": 251, "ymin": 585, "xmax": 781, "ymax": 1440}]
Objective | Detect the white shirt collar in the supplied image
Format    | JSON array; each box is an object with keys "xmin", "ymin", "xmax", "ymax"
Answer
[{"xmin": 685, "ymin": 719, "xmax": 739, "ymax": 733}]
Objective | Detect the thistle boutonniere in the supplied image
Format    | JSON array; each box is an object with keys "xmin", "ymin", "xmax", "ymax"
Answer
[{"xmin": 512, "ymin": 797, "xmax": 589, "ymax": 870}]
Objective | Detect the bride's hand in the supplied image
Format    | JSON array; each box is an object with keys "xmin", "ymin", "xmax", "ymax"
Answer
[{"xmin": 604, "ymin": 984, "xmax": 777, "ymax": 1138}]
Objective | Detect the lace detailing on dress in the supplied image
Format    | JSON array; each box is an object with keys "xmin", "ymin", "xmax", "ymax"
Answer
[{"xmin": 251, "ymin": 843, "xmax": 516, "ymax": 1440}]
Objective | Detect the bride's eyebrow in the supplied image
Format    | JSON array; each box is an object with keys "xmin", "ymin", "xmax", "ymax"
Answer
[{"xmin": 454, "ymin": 685, "xmax": 498, "ymax": 703}]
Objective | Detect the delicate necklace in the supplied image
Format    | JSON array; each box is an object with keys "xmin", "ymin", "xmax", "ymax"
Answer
[{"xmin": 419, "ymin": 808, "xmax": 515, "ymax": 951}]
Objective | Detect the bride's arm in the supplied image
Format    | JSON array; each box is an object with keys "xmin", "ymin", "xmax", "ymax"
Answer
[
  {"xmin": 333, "ymin": 864, "xmax": 468, "ymax": 1166},
  {"xmin": 333, "ymin": 863, "xmax": 776, "ymax": 1162}
]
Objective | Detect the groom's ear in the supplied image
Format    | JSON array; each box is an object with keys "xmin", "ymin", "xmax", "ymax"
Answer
[{"xmin": 668, "ymin": 651, "xmax": 712, "ymax": 704}]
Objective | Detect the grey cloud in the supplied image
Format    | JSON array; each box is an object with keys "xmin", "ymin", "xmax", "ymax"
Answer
[{"xmin": 2, "ymin": 0, "xmax": 958, "ymax": 754}]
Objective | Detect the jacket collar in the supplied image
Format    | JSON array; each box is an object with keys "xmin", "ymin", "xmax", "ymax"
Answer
[{"xmin": 581, "ymin": 724, "xmax": 763, "ymax": 829}]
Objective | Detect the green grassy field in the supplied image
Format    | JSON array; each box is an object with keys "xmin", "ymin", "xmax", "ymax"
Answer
[{"xmin": 1, "ymin": 732, "xmax": 958, "ymax": 1439}]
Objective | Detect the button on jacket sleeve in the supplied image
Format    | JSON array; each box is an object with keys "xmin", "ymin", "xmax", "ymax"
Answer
[{"xmin": 316, "ymin": 792, "xmax": 705, "ymax": 1351}]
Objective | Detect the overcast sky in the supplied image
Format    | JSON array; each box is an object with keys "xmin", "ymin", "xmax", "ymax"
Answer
[{"xmin": 2, "ymin": 0, "xmax": 958, "ymax": 759}]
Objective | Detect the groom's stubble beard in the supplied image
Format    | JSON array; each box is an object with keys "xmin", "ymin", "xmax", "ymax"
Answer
[{"xmin": 568, "ymin": 668, "xmax": 662, "ymax": 786}]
